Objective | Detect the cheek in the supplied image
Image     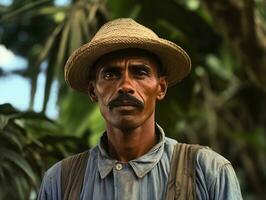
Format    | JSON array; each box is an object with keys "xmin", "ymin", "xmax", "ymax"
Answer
[
  {"xmin": 138, "ymin": 80, "xmax": 160, "ymax": 104},
  {"xmin": 95, "ymin": 81, "xmax": 116, "ymax": 105}
]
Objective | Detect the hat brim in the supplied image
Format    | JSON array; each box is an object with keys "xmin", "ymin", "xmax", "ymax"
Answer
[{"xmin": 65, "ymin": 36, "xmax": 191, "ymax": 93}]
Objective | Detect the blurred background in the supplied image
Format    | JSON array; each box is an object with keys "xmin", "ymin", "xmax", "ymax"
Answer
[{"xmin": 0, "ymin": 0, "xmax": 265, "ymax": 199}]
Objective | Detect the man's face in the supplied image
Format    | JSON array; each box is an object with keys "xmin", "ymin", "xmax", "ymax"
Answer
[{"xmin": 88, "ymin": 49, "xmax": 167, "ymax": 130}]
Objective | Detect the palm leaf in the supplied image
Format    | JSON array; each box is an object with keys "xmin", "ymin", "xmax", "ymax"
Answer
[
  {"xmin": 129, "ymin": 4, "xmax": 142, "ymax": 19},
  {"xmin": 68, "ymin": 8, "xmax": 83, "ymax": 54},
  {"xmin": 13, "ymin": 175, "xmax": 25, "ymax": 200},
  {"xmin": 87, "ymin": 4, "xmax": 99, "ymax": 24},
  {"xmin": 0, "ymin": 115, "xmax": 9, "ymax": 130},
  {"xmin": 1, "ymin": 129, "xmax": 23, "ymax": 151},
  {"xmin": 55, "ymin": 20, "xmax": 71, "ymax": 76},
  {"xmin": 0, "ymin": 147, "xmax": 37, "ymax": 187},
  {"xmin": 0, "ymin": 0, "xmax": 51, "ymax": 22},
  {"xmin": 30, "ymin": 23, "xmax": 64, "ymax": 109},
  {"xmin": 36, "ymin": 5, "xmax": 67, "ymax": 16},
  {"xmin": 42, "ymin": 42, "xmax": 61, "ymax": 113},
  {"xmin": 79, "ymin": 6, "xmax": 91, "ymax": 41}
]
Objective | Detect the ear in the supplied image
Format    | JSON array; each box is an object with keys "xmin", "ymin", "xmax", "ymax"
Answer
[
  {"xmin": 157, "ymin": 76, "xmax": 167, "ymax": 100},
  {"xmin": 88, "ymin": 81, "xmax": 98, "ymax": 102}
]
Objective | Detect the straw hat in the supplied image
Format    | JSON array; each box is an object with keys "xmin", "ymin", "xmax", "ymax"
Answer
[{"xmin": 64, "ymin": 18, "xmax": 191, "ymax": 93}]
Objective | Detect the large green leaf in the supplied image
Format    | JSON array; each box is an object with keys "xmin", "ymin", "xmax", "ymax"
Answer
[
  {"xmin": 68, "ymin": 7, "xmax": 84, "ymax": 54},
  {"xmin": 36, "ymin": 5, "xmax": 68, "ymax": 16},
  {"xmin": 0, "ymin": 115, "xmax": 9, "ymax": 130},
  {"xmin": 0, "ymin": 129, "xmax": 23, "ymax": 151},
  {"xmin": 0, "ymin": 147, "xmax": 37, "ymax": 187},
  {"xmin": 0, "ymin": 0, "xmax": 265, "ymax": 198},
  {"xmin": 0, "ymin": 0, "xmax": 51, "ymax": 22},
  {"xmin": 55, "ymin": 20, "xmax": 71, "ymax": 76},
  {"xmin": 29, "ymin": 23, "xmax": 64, "ymax": 109}
]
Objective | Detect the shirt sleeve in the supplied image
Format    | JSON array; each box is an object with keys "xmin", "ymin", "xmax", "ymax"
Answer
[
  {"xmin": 37, "ymin": 162, "xmax": 62, "ymax": 200},
  {"xmin": 195, "ymin": 148, "xmax": 243, "ymax": 200}
]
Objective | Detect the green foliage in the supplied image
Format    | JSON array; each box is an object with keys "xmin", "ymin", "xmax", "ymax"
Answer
[
  {"xmin": 59, "ymin": 90, "xmax": 105, "ymax": 145},
  {"xmin": 0, "ymin": 0, "xmax": 109, "ymax": 113},
  {"xmin": 0, "ymin": 0, "xmax": 265, "ymax": 199},
  {"xmin": 0, "ymin": 104, "xmax": 90, "ymax": 199}
]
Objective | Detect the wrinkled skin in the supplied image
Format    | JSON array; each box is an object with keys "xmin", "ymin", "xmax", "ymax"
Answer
[{"xmin": 88, "ymin": 49, "xmax": 167, "ymax": 132}]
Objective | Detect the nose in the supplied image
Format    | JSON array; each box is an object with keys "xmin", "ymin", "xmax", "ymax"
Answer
[{"xmin": 118, "ymin": 72, "xmax": 134, "ymax": 94}]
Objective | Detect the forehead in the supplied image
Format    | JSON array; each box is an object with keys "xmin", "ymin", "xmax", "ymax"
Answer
[{"xmin": 95, "ymin": 48, "xmax": 160, "ymax": 68}]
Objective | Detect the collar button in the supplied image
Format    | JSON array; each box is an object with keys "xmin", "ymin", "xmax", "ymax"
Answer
[{"xmin": 115, "ymin": 163, "xmax": 123, "ymax": 170}]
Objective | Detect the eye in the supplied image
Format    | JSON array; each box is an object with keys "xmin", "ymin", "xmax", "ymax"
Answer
[
  {"xmin": 134, "ymin": 67, "xmax": 150, "ymax": 78},
  {"xmin": 101, "ymin": 68, "xmax": 120, "ymax": 80},
  {"xmin": 103, "ymin": 72, "xmax": 116, "ymax": 80}
]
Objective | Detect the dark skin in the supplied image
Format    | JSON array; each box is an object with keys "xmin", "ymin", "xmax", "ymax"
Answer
[{"xmin": 88, "ymin": 49, "xmax": 167, "ymax": 162}]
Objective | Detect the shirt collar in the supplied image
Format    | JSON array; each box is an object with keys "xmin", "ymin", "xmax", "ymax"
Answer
[{"xmin": 97, "ymin": 123, "xmax": 166, "ymax": 179}]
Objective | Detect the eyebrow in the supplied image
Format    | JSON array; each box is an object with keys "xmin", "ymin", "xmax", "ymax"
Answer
[
  {"xmin": 99, "ymin": 63, "xmax": 152, "ymax": 69},
  {"xmin": 98, "ymin": 64, "xmax": 121, "ymax": 71},
  {"xmin": 128, "ymin": 63, "xmax": 152, "ymax": 69}
]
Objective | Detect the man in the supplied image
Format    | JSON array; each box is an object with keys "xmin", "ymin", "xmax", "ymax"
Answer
[{"xmin": 38, "ymin": 18, "xmax": 242, "ymax": 200}]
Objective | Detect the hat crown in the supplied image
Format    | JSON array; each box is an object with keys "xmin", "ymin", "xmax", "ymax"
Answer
[
  {"xmin": 65, "ymin": 18, "xmax": 191, "ymax": 93},
  {"xmin": 91, "ymin": 18, "xmax": 159, "ymax": 42}
]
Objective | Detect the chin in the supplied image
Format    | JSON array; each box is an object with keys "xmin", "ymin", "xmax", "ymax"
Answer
[
  {"xmin": 108, "ymin": 116, "xmax": 144, "ymax": 131},
  {"xmin": 102, "ymin": 108, "xmax": 155, "ymax": 131},
  {"xmin": 115, "ymin": 119, "xmax": 140, "ymax": 130}
]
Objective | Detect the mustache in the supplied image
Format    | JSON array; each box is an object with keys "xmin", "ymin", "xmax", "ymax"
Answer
[{"xmin": 108, "ymin": 93, "xmax": 144, "ymax": 109}]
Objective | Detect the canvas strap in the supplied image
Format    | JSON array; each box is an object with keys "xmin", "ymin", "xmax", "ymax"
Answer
[
  {"xmin": 61, "ymin": 150, "xmax": 89, "ymax": 200},
  {"xmin": 165, "ymin": 143, "xmax": 204, "ymax": 200},
  {"xmin": 60, "ymin": 143, "xmax": 203, "ymax": 200}
]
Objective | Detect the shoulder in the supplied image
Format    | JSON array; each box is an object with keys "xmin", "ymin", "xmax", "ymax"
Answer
[
  {"xmin": 195, "ymin": 148, "xmax": 242, "ymax": 199},
  {"xmin": 164, "ymin": 136, "xmax": 177, "ymax": 151},
  {"xmin": 43, "ymin": 161, "xmax": 62, "ymax": 184},
  {"xmin": 195, "ymin": 147, "xmax": 232, "ymax": 184},
  {"xmin": 196, "ymin": 147, "xmax": 231, "ymax": 174},
  {"xmin": 38, "ymin": 161, "xmax": 62, "ymax": 199},
  {"xmin": 38, "ymin": 149, "xmax": 96, "ymax": 199}
]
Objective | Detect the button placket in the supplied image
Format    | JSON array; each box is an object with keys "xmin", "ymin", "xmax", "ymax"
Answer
[{"xmin": 113, "ymin": 163, "xmax": 123, "ymax": 199}]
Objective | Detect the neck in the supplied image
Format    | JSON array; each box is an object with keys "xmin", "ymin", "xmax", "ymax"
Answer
[{"xmin": 106, "ymin": 115, "xmax": 157, "ymax": 162}]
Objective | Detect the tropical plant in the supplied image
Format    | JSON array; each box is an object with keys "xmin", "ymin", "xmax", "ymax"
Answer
[
  {"xmin": 0, "ymin": 103, "xmax": 90, "ymax": 199},
  {"xmin": 0, "ymin": 0, "xmax": 265, "ymax": 199},
  {"xmin": 0, "ymin": 0, "xmax": 108, "ymax": 113}
]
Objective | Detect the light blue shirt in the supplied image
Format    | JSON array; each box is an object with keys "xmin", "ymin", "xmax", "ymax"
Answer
[{"xmin": 38, "ymin": 125, "xmax": 242, "ymax": 200}]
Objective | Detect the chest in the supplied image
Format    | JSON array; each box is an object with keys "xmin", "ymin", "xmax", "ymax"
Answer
[{"xmin": 80, "ymin": 162, "xmax": 169, "ymax": 200}]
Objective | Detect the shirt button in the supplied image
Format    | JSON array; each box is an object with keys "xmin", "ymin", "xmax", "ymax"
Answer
[{"xmin": 115, "ymin": 163, "xmax": 123, "ymax": 170}]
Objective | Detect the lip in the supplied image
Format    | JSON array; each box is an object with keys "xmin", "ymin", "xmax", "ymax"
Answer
[
  {"xmin": 112, "ymin": 105, "xmax": 138, "ymax": 111},
  {"xmin": 118, "ymin": 101, "xmax": 137, "ymax": 106},
  {"xmin": 111, "ymin": 101, "xmax": 140, "ymax": 108},
  {"xmin": 114, "ymin": 104, "xmax": 137, "ymax": 108}
]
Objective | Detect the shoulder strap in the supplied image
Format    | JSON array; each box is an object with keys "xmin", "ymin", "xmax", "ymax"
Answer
[
  {"xmin": 165, "ymin": 143, "xmax": 204, "ymax": 200},
  {"xmin": 61, "ymin": 150, "xmax": 90, "ymax": 200}
]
